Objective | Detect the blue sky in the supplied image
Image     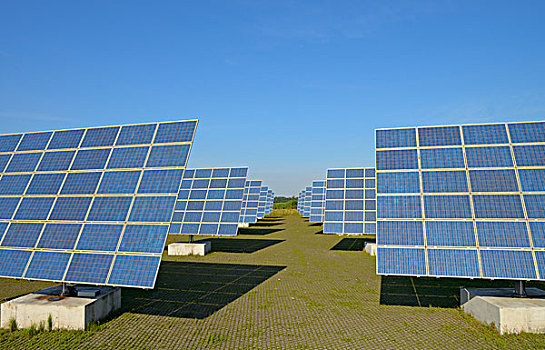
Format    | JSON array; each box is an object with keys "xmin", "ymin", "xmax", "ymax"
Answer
[{"xmin": 1, "ymin": 1, "xmax": 545, "ymax": 196}]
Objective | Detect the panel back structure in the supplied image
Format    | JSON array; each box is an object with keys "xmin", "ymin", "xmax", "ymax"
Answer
[
  {"xmin": 376, "ymin": 121, "xmax": 545, "ymax": 280},
  {"xmin": 323, "ymin": 168, "xmax": 376, "ymax": 235},
  {"xmin": 169, "ymin": 167, "xmax": 248, "ymax": 236},
  {"xmin": 0, "ymin": 120, "xmax": 197, "ymax": 288},
  {"xmin": 310, "ymin": 180, "xmax": 326, "ymax": 223},
  {"xmin": 303, "ymin": 187, "xmax": 312, "ymax": 218},
  {"xmin": 257, "ymin": 186, "xmax": 269, "ymax": 219},
  {"xmin": 239, "ymin": 180, "xmax": 263, "ymax": 224}
]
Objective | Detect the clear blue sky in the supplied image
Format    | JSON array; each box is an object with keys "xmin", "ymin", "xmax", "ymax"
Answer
[{"xmin": 1, "ymin": 1, "xmax": 545, "ymax": 196}]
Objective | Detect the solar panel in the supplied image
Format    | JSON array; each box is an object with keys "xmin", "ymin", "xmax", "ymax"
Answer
[
  {"xmin": 239, "ymin": 180, "xmax": 263, "ymax": 224},
  {"xmin": 265, "ymin": 190, "xmax": 273, "ymax": 215},
  {"xmin": 302, "ymin": 187, "xmax": 312, "ymax": 218},
  {"xmin": 323, "ymin": 168, "xmax": 376, "ymax": 235},
  {"xmin": 169, "ymin": 167, "xmax": 248, "ymax": 236},
  {"xmin": 257, "ymin": 186, "xmax": 269, "ymax": 219},
  {"xmin": 376, "ymin": 121, "xmax": 545, "ymax": 281},
  {"xmin": 309, "ymin": 180, "xmax": 326, "ymax": 223},
  {"xmin": 0, "ymin": 120, "xmax": 198, "ymax": 288}
]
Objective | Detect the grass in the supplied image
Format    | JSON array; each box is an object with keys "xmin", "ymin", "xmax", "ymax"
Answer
[{"xmin": 1, "ymin": 210, "xmax": 545, "ymax": 349}]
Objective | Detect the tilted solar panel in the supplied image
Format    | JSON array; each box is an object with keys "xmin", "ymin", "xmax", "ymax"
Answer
[
  {"xmin": 169, "ymin": 167, "xmax": 248, "ymax": 236},
  {"xmin": 297, "ymin": 190, "xmax": 304, "ymax": 215},
  {"xmin": 257, "ymin": 186, "xmax": 269, "ymax": 219},
  {"xmin": 239, "ymin": 180, "xmax": 262, "ymax": 224},
  {"xmin": 376, "ymin": 121, "xmax": 545, "ymax": 280},
  {"xmin": 309, "ymin": 180, "xmax": 325, "ymax": 223},
  {"xmin": 323, "ymin": 168, "xmax": 376, "ymax": 235},
  {"xmin": 0, "ymin": 120, "xmax": 198, "ymax": 288},
  {"xmin": 302, "ymin": 187, "xmax": 312, "ymax": 218}
]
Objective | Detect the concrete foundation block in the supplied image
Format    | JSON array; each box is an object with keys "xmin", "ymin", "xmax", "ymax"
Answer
[
  {"xmin": 168, "ymin": 241, "xmax": 211, "ymax": 256},
  {"xmin": 1, "ymin": 285, "xmax": 121, "ymax": 330},
  {"xmin": 364, "ymin": 243, "xmax": 377, "ymax": 256},
  {"xmin": 238, "ymin": 223, "xmax": 250, "ymax": 228},
  {"xmin": 461, "ymin": 288, "xmax": 545, "ymax": 334}
]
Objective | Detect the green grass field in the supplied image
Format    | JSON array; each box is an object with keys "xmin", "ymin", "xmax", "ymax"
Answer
[{"xmin": 1, "ymin": 210, "xmax": 545, "ymax": 349}]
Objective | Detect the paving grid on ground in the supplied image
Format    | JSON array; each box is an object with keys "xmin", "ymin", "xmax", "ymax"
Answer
[{"xmin": 1, "ymin": 211, "xmax": 545, "ymax": 349}]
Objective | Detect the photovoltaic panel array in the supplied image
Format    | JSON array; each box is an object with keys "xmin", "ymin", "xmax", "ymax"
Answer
[
  {"xmin": 297, "ymin": 190, "xmax": 304, "ymax": 215},
  {"xmin": 309, "ymin": 180, "xmax": 325, "ymax": 223},
  {"xmin": 266, "ymin": 190, "xmax": 274, "ymax": 215},
  {"xmin": 239, "ymin": 180, "xmax": 263, "ymax": 224},
  {"xmin": 257, "ymin": 186, "xmax": 269, "ymax": 219},
  {"xmin": 303, "ymin": 187, "xmax": 312, "ymax": 218},
  {"xmin": 0, "ymin": 120, "xmax": 197, "ymax": 288},
  {"xmin": 323, "ymin": 168, "xmax": 376, "ymax": 235},
  {"xmin": 169, "ymin": 167, "xmax": 248, "ymax": 236},
  {"xmin": 376, "ymin": 121, "xmax": 545, "ymax": 280}
]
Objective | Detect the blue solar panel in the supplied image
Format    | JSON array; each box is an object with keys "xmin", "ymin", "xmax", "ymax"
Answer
[
  {"xmin": 14, "ymin": 197, "xmax": 55, "ymax": 220},
  {"xmin": 71, "ymin": 149, "xmax": 111, "ymax": 170},
  {"xmin": 50, "ymin": 197, "xmax": 93, "ymax": 221},
  {"xmin": 1, "ymin": 223, "xmax": 43, "ymax": 247},
  {"xmin": 376, "ymin": 247, "xmax": 426, "ymax": 275},
  {"xmin": 309, "ymin": 180, "xmax": 325, "ymax": 223},
  {"xmin": 0, "ymin": 174, "xmax": 32, "ymax": 195},
  {"xmin": 377, "ymin": 121, "xmax": 545, "ymax": 281},
  {"xmin": 0, "ymin": 197, "xmax": 20, "ymax": 219},
  {"xmin": 108, "ymin": 255, "xmax": 160, "ymax": 288},
  {"xmin": 170, "ymin": 167, "xmax": 247, "ymax": 235},
  {"xmin": 0, "ymin": 249, "xmax": 31, "ymax": 277},
  {"xmin": 76, "ymin": 224, "xmax": 123, "ymax": 251},
  {"xmin": 138, "ymin": 169, "xmax": 184, "ymax": 193},
  {"xmin": 0, "ymin": 134, "xmax": 22, "ymax": 152},
  {"xmin": 324, "ymin": 168, "xmax": 376, "ymax": 234},
  {"xmin": 154, "ymin": 120, "xmax": 197, "ymax": 144},
  {"xmin": 17, "ymin": 132, "xmax": 52, "ymax": 151},
  {"xmin": 6, "ymin": 153, "xmax": 42, "ymax": 172},
  {"xmin": 376, "ymin": 150, "xmax": 418, "ymax": 170},
  {"xmin": 47, "ymin": 129, "xmax": 84, "ymax": 149},
  {"xmin": 37, "ymin": 224, "xmax": 81, "ymax": 249},
  {"xmin": 98, "ymin": 171, "xmax": 141, "ymax": 194},
  {"xmin": 107, "ymin": 146, "xmax": 149, "ymax": 169},
  {"xmin": 65, "ymin": 253, "xmax": 113, "ymax": 284},
  {"xmin": 0, "ymin": 154, "xmax": 11, "ymax": 172},
  {"xmin": 61, "ymin": 172, "xmax": 101, "ymax": 194},
  {"xmin": 25, "ymin": 252, "xmax": 71, "ymax": 281},
  {"xmin": 462, "ymin": 124, "xmax": 508, "ymax": 145},
  {"xmin": 428, "ymin": 249, "xmax": 480, "ymax": 278},
  {"xmin": 0, "ymin": 120, "xmax": 197, "ymax": 288},
  {"xmin": 26, "ymin": 173, "xmax": 65, "ymax": 195},
  {"xmin": 118, "ymin": 224, "xmax": 167, "ymax": 254},
  {"xmin": 37, "ymin": 151, "xmax": 75, "ymax": 171},
  {"xmin": 376, "ymin": 128, "xmax": 416, "ymax": 148},
  {"xmin": 80, "ymin": 127, "xmax": 119, "ymax": 148},
  {"xmin": 508, "ymin": 122, "xmax": 545, "ymax": 143},
  {"xmin": 130, "ymin": 196, "xmax": 176, "ymax": 222},
  {"xmin": 116, "ymin": 124, "xmax": 156, "ymax": 145},
  {"xmin": 88, "ymin": 197, "xmax": 132, "ymax": 221}
]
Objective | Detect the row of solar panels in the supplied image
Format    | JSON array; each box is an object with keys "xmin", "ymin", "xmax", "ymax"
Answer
[
  {"xmin": 0, "ymin": 120, "xmax": 275, "ymax": 289},
  {"xmin": 297, "ymin": 168, "xmax": 376, "ymax": 235}
]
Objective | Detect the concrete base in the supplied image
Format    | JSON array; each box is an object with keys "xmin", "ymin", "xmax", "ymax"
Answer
[
  {"xmin": 238, "ymin": 223, "xmax": 250, "ymax": 228},
  {"xmin": 364, "ymin": 243, "xmax": 377, "ymax": 256},
  {"xmin": 461, "ymin": 288, "xmax": 545, "ymax": 334},
  {"xmin": 1, "ymin": 285, "xmax": 120, "ymax": 330},
  {"xmin": 168, "ymin": 241, "xmax": 211, "ymax": 256}
]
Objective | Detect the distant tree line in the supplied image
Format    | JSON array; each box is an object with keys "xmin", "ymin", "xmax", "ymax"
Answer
[{"xmin": 273, "ymin": 196, "xmax": 297, "ymax": 209}]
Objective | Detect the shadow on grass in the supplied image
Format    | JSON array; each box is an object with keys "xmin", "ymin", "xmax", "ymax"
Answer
[
  {"xmin": 309, "ymin": 223, "xmax": 322, "ymax": 227},
  {"xmin": 259, "ymin": 217, "xmax": 283, "ymax": 222},
  {"xmin": 238, "ymin": 227, "xmax": 284, "ymax": 236},
  {"xmin": 122, "ymin": 261, "xmax": 285, "ymax": 319},
  {"xmin": 331, "ymin": 238, "xmax": 374, "ymax": 251},
  {"xmin": 379, "ymin": 276, "xmax": 543, "ymax": 308},
  {"xmin": 196, "ymin": 238, "xmax": 284, "ymax": 253},
  {"xmin": 252, "ymin": 221, "xmax": 283, "ymax": 227},
  {"xmin": 314, "ymin": 230, "xmax": 324, "ymax": 235}
]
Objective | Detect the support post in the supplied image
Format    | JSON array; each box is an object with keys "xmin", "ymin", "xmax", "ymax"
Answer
[
  {"xmin": 514, "ymin": 280, "xmax": 527, "ymax": 298},
  {"xmin": 188, "ymin": 234, "xmax": 193, "ymax": 243}
]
